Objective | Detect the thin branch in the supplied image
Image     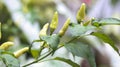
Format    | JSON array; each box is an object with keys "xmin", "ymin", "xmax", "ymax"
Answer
[{"xmin": 22, "ymin": 51, "xmax": 52, "ymax": 67}]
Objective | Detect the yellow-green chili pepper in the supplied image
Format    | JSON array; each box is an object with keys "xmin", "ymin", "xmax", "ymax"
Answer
[
  {"xmin": 14, "ymin": 47, "xmax": 29, "ymax": 58},
  {"xmin": 0, "ymin": 42, "xmax": 14, "ymax": 50},
  {"xmin": 39, "ymin": 23, "xmax": 49, "ymax": 37},
  {"xmin": 76, "ymin": 3, "xmax": 86, "ymax": 24},
  {"xmin": 50, "ymin": 11, "xmax": 58, "ymax": 34},
  {"xmin": 59, "ymin": 18, "xmax": 70, "ymax": 37}
]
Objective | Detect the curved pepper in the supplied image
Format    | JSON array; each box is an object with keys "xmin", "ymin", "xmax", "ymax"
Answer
[
  {"xmin": 14, "ymin": 47, "xmax": 29, "ymax": 58},
  {"xmin": 0, "ymin": 42, "xmax": 14, "ymax": 50}
]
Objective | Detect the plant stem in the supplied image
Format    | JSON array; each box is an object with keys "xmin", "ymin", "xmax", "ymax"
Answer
[
  {"xmin": 22, "ymin": 51, "xmax": 52, "ymax": 67},
  {"xmin": 39, "ymin": 42, "xmax": 45, "ymax": 56}
]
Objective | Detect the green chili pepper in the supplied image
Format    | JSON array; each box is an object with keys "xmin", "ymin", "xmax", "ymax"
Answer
[
  {"xmin": 76, "ymin": 3, "xmax": 86, "ymax": 24},
  {"xmin": 39, "ymin": 23, "xmax": 49, "ymax": 37},
  {"xmin": 50, "ymin": 11, "xmax": 58, "ymax": 34},
  {"xmin": 59, "ymin": 18, "xmax": 70, "ymax": 37},
  {"xmin": 0, "ymin": 42, "xmax": 14, "ymax": 50},
  {"xmin": 14, "ymin": 47, "xmax": 29, "ymax": 58}
]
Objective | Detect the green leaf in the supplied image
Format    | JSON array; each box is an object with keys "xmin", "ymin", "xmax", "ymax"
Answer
[
  {"xmin": 1, "ymin": 54, "xmax": 20, "ymax": 67},
  {"xmin": 40, "ymin": 34, "xmax": 60, "ymax": 51},
  {"xmin": 92, "ymin": 18, "xmax": 120, "ymax": 27},
  {"xmin": 91, "ymin": 32, "xmax": 119, "ymax": 55},
  {"xmin": 53, "ymin": 57, "xmax": 80, "ymax": 67},
  {"xmin": 69, "ymin": 23, "xmax": 95, "ymax": 37},
  {"xmin": 31, "ymin": 49, "xmax": 40, "ymax": 59},
  {"xmin": 0, "ymin": 49, "xmax": 14, "ymax": 56},
  {"xmin": 0, "ymin": 49, "xmax": 4, "ymax": 55},
  {"xmin": 65, "ymin": 42, "xmax": 96, "ymax": 67},
  {"xmin": 29, "ymin": 40, "xmax": 44, "ymax": 59},
  {"xmin": 99, "ymin": 18, "xmax": 120, "ymax": 24}
]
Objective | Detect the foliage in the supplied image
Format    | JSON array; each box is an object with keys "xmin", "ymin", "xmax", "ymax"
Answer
[
  {"xmin": 0, "ymin": 49, "xmax": 20, "ymax": 67},
  {"xmin": 0, "ymin": 3, "xmax": 120, "ymax": 67}
]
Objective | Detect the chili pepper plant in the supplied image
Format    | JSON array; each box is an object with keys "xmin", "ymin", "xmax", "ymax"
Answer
[{"xmin": 0, "ymin": 3, "xmax": 120, "ymax": 67}]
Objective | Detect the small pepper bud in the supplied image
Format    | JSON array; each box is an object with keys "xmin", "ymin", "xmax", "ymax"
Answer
[
  {"xmin": 58, "ymin": 18, "xmax": 70, "ymax": 37},
  {"xmin": 0, "ymin": 42, "xmax": 14, "ymax": 50},
  {"xmin": 14, "ymin": 47, "xmax": 29, "ymax": 58},
  {"xmin": 39, "ymin": 23, "xmax": 49, "ymax": 37},
  {"xmin": 83, "ymin": 20, "xmax": 91, "ymax": 26},
  {"xmin": 50, "ymin": 11, "xmax": 58, "ymax": 34},
  {"xmin": 84, "ymin": 17, "xmax": 95, "ymax": 26},
  {"xmin": 76, "ymin": 3, "xmax": 86, "ymax": 24}
]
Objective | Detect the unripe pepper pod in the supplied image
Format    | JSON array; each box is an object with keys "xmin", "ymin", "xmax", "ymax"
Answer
[
  {"xmin": 50, "ymin": 11, "xmax": 58, "ymax": 34},
  {"xmin": 39, "ymin": 23, "xmax": 49, "ymax": 37},
  {"xmin": 76, "ymin": 3, "xmax": 86, "ymax": 24},
  {"xmin": 58, "ymin": 18, "xmax": 70, "ymax": 37},
  {"xmin": 0, "ymin": 42, "xmax": 14, "ymax": 50},
  {"xmin": 13, "ymin": 47, "xmax": 29, "ymax": 58}
]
